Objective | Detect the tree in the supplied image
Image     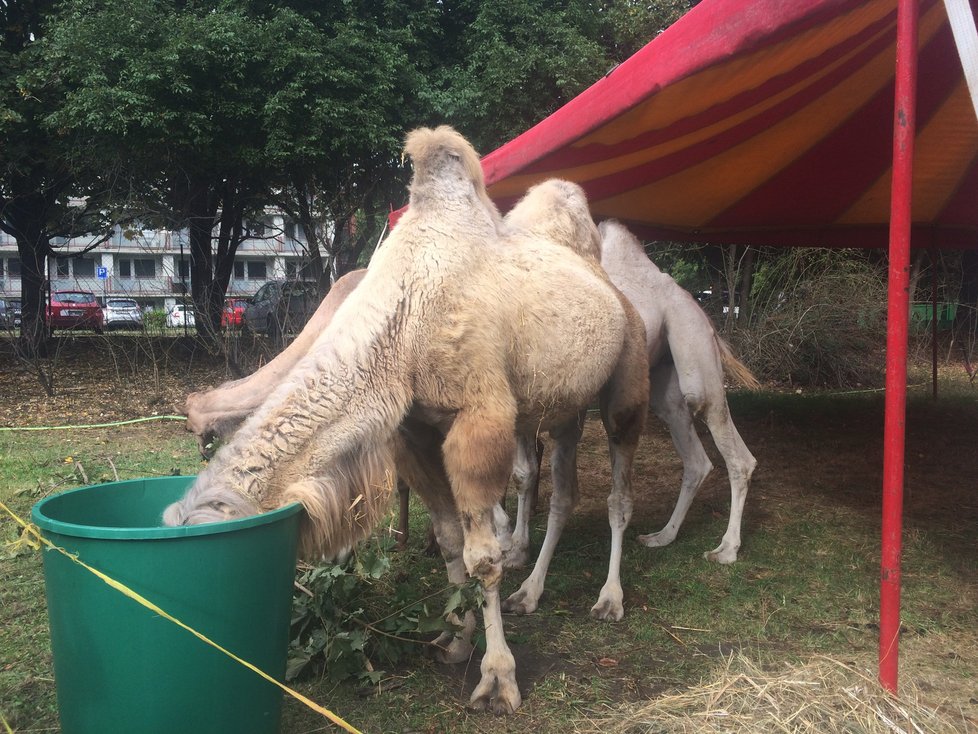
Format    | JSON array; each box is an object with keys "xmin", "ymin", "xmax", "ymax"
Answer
[
  {"xmin": 0, "ymin": 0, "xmax": 115, "ymax": 362},
  {"xmin": 39, "ymin": 0, "xmax": 437, "ymax": 334},
  {"xmin": 426, "ymin": 0, "xmax": 696, "ymax": 153}
]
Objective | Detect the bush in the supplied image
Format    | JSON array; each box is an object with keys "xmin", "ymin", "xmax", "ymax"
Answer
[{"xmin": 735, "ymin": 249, "xmax": 887, "ymax": 388}]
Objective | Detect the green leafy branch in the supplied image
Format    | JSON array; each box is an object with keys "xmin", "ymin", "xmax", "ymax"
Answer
[{"xmin": 287, "ymin": 538, "xmax": 483, "ymax": 684}]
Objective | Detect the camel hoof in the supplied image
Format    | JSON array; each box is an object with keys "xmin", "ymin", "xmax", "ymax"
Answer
[
  {"xmin": 638, "ymin": 531, "xmax": 675, "ymax": 548},
  {"xmin": 589, "ymin": 599, "xmax": 624, "ymax": 622},
  {"xmin": 704, "ymin": 544, "xmax": 739, "ymax": 564},
  {"xmin": 468, "ymin": 681, "xmax": 521, "ymax": 715},
  {"xmin": 427, "ymin": 634, "xmax": 473, "ymax": 664},
  {"xmin": 501, "ymin": 590, "xmax": 538, "ymax": 615},
  {"xmin": 501, "ymin": 547, "xmax": 529, "ymax": 570}
]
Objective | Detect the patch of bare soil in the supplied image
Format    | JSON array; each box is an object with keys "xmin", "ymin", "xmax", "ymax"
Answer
[{"xmin": 0, "ymin": 337, "xmax": 238, "ymax": 428}]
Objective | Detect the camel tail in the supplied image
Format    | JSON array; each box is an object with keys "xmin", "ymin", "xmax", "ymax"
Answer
[{"xmin": 716, "ymin": 336, "xmax": 761, "ymax": 390}]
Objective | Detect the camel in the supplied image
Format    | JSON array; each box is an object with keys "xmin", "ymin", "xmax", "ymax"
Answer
[
  {"xmin": 598, "ymin": 220, "xmax": 757, "ymax": 564},
  {"xmin": 164, "ymin": 126, "xmax": 649, "ymax": 715},
  {"xmin": 501, "ymin": 220, "xmax": 758, "ymax": 580},
  {"xmin": 183, "ymin": 221, "xmax": 756, "ymax": 573}
]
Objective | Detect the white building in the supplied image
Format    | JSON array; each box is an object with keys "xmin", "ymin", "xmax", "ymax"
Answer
[{"xmin": 0, "ymin": 212, "xmax": 316, "ymax": 310}]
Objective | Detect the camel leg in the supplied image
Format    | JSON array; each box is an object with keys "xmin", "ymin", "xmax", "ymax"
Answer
[
  {"xmin": 393, "ymin": 425, "xmax": 477, "ymax": 663},
  {"xmin": 699, "ymin": 397, "xmax": 756, "ymax": 564},
  {"xmin": 427, "ymin": 506, "xmax": 478, "ymax": 662},
  {"xmin": 502, "ymin": 415, "xmax": 584, "ymax": 615},
  {"xmin": 638, "ymin": 363, "xmax": 714, "ymax": 549},
  {"xmin": 396, "ymin": 479, "xmax": 411, "ymax": 550},
  {"xmin": 590, "ymin": 373, "xmax": 647, "ymax": 621},
  {"xmin": 504, "ymin": 433, "xmax": 542, "ymax": 568},
  {"xmin": 443, "ymin": 409, "xmax": 521, "ymax": 715},
  {"xmin": 644, "ymin": 353, "xmax": 756, "ymax": 564}
]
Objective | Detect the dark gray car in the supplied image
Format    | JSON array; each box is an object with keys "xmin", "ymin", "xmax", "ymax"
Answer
[
  {"xmin": 0, "ymin": 298, "xmax": 22, "ymax": 330},
  {"xmin": 243, "ymin": 281, "xmax": 319, "ymax": 338}
]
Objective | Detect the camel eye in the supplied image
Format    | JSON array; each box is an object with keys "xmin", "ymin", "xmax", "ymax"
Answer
[{"xmin": 208, "ymin": 501, "xmax": 231, "ymax": 517}]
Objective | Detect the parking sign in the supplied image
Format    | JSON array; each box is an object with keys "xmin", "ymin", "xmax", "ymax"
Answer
[{"xmin": 96, "ymin": 266, "xmax": 108, "ymax": 279}]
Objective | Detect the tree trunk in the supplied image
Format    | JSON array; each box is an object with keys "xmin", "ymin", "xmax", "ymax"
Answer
[
  {"xmin": 722, "ymin": 244, "xmax": 739, "ymax": 334},
  {"xmin": 737, "ymin": 245, "xmax": 756, "ymax": 323},
  {"xmin": 3, "ymin": 191, "xmax": 52, "ymax": 363}
]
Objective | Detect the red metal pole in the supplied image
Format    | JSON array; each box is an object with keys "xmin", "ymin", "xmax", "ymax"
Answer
[
  {"xmin": 880, "ymin": 0, "xmax": 919, "ymax": 694},
  {"xmin": 931, "ymin": 249, "xmax": 938, "ymax": 400}
]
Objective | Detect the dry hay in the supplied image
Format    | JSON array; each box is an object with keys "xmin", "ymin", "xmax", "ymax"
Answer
[{"xmin": 589, "ymin": 652, "xmax": 976, "ymax": 734}]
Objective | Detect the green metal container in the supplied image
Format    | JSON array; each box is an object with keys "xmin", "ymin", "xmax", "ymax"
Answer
[{"xmin": 31, "ymin": 477, "xmax": 301, "ymax": 734}]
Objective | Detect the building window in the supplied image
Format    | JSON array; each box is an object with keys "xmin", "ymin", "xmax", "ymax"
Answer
[
  {"xmin": 250, "ymin": 220, "xmax": 266, "ymax": 237},
  {"xmin": 284, "ymin": 221, "xmax": 296, "ymax": 241},
  {"xmin": 177, "ymin": 259, "xmax": 190, "ymax": 279},
  {"xmin": 233, "ymin": 260, "xmax": 266, "ymax": 280},
  {"xmin": 56, "ymin": 257, "xmax": 70, "ymax": 278},
  {"xmin": 247, "ymin": 260, "xmax": 266, "ymax": 280},
  {"xmin": 119, "ymin": 258, "xmax": 156, "ymax": 278},
  {"xmin": 285, "ymin": 261, "xmax": 298, "ymax": 279},
  {"xmin": 74, "ymin": 258, "xmax": 96, "ymax": 277},
  {"xmin": 8, "ymin": 258, "xmax": 21, "ymax": 277}
]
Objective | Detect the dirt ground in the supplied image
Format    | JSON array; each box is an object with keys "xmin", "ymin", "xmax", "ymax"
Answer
[
  {"xmin": 2, "ymin": 338, "xmax": 977, "ymax": 731},
  {"xmin": 2, "ymin": 337, "xmax": 976, "ymax": 560}
]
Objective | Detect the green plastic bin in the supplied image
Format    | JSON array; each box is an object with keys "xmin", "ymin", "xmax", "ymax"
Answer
[{"xmin": 31, "ymin": 476, "xmax": 301, "ymax": 734}]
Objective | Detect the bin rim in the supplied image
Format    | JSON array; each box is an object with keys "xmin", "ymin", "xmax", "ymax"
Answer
[{"xmin": 31, "ymin": 477, "xmax": 302, "ymax": 541}]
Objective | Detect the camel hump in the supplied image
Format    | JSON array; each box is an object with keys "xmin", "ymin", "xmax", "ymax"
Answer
[
  {"xmin": 505, "ymin": 179, "xmax": 601, "ymax": 260},
  {"xmin": 403, "ymin": 125, "xmax": 485, "ymax": 193}
]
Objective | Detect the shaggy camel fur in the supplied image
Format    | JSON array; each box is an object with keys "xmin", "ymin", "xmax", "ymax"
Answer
[
  {"xmin": 164, "ymin": 126, "xmax": 649, "ymax": 715},
  {"xmin": 182, "ymin": 269, "xmax": 367, "ymax": 457},
  {"xmin": 502, "ymin": 221, "xmax": 758, "ymax": 574}
]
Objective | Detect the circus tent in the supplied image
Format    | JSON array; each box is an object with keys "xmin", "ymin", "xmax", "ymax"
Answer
[
  {"xmin": 434, "ymin": 0, "xmax": 977, "ymax": 694},
  {"xmin": 480, "ymin": 0, "xmax": 978, "ymax": 251}
]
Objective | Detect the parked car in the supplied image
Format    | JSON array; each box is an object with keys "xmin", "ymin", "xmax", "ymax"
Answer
[
  {"xmin": 221, "ymin": 297, "xmax": 249, "ymax": 329},
  {"xmin": 0, "ymin": 298, "xmax": 22, "ymax": 329},
  {"xmin": 47, "ymin": 291, "xmax": 103, "ymax": 333},
  {"xmin": 243, "ymin": 281, "xmax": 319, "ymax": 337},
  {"xmin": 166, "ymin": 304, "xmax": 196, "ymax": 328},
  {"xmin": 103, "ymin": 298, "xmax": 144, "ymax": 330}
]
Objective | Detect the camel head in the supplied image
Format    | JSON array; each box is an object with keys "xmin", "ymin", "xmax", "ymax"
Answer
[
  {"xmin": 403, "ymin": 125, "xmax": 501, "ymax": 225},
  {"xmin": 504, "ymin": 179, "xmax": 601, "ymax": 260},
  {"xmin": 162, "ymin": 469, "xmax": 260, "ymax": 526},
  {"xmin": 598, "ymin": 219, "xmax": 648, "ymax": 259}
]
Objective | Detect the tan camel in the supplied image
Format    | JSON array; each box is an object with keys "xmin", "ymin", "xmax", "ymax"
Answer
[
  {"xmin": 501, "ymin": 220, "xmax": 758, "ymax": 578},
  {"xmin": 164, "ymin": 127, "xmax": 649, "ymax": 714}
]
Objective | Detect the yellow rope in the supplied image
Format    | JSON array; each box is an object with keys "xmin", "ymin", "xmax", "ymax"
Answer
[{"xmin": 0, "ymin": 500, "xmax": 362, "ymax": 734}]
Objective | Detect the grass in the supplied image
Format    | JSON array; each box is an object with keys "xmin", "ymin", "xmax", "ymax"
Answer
[{"xmin": 2, "ymin": 381, "xmax": 977, "ymax": 732}]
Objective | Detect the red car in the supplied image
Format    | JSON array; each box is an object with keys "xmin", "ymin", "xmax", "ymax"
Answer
[
  {"xmin": 221, "ymin": 298, "xmax": 249, "ymax": 328},
  {"xmin": 47, "ymin": 290, "xmax": 104, "ymax": 333}
]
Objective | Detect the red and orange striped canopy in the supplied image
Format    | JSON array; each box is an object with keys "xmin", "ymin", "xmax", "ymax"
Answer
[{"xmin": 480, "ymin": 0, "xmax": 977, "ymax": 249}]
